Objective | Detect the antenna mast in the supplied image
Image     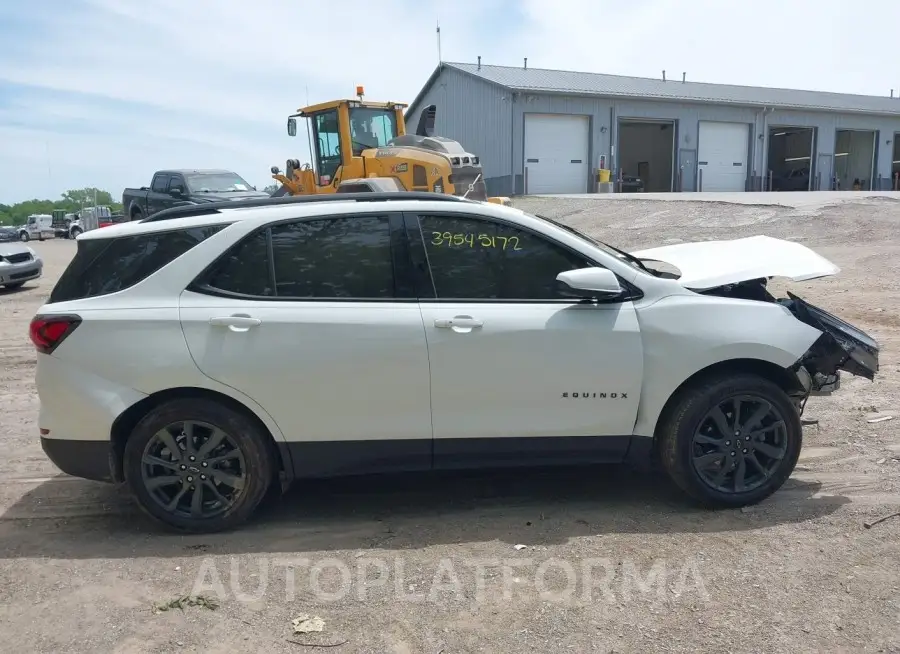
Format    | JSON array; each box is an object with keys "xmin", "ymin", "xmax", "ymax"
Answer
[{"xmin": 436, "ymin": 21, "xmax": 442, "ymax": 63}]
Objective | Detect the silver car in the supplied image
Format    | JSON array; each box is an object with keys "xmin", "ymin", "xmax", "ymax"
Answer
[{"xmin": 0, "ymin": 240, "xmax": 42, "ymax": 289}]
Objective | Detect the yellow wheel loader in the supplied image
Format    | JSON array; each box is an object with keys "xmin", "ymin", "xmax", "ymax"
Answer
[{"xmin": 270, "ymin": 87, "xmax": 509, "ymax": 204}]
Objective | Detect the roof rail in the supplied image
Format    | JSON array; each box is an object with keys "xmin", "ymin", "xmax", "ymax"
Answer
[{"xmin": 141, "ymin": 192, "xmax": 470, "ymax": 223}]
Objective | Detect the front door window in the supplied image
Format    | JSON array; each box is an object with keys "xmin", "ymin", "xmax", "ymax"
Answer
[{"xmin": 416, "ymin": 214, "xmax": 591, "ymax": 300}]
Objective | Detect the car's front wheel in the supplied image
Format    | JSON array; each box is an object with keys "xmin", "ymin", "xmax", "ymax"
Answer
[
  {"xmin": 658, "ymin": 373, "xmax": 802, "ymax": 508},
  {"xmin": 123, "ymin": 398, "xmax": 275, "ymax": 532}
]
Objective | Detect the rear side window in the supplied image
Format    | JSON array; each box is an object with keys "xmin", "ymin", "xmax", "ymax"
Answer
[
  {"xmin": 199, "ymin": 215, "xmax": 396, "ymax": 299},
  {"xmin": 270, "ymin": 216, "xmax": 394, "ymax": 298},
  {"xmin": 205, "ymin": 230, "xmax": 273, "ymax": 297},
  {"xmin": 49, "ymin": 225, "xmax": 225, "ymax": 303}
]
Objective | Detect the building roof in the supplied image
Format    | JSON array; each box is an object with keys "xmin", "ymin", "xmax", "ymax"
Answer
[{"xmin": 412, "ymin": 62, "xmax": 900, "ymax": 117}]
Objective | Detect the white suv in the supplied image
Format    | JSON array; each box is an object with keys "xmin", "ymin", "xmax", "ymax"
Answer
[{"xmin": 31, "ymin": 193, "xmax": 879, "ymax": 532}]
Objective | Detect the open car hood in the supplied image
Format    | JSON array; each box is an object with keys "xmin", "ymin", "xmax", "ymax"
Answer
[{"xmin": 631, "ymin": 235, "xmax": 840, "ymax": 290}]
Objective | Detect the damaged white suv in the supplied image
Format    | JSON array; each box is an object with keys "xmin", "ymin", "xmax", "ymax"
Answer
[{"xmin": 31, "ymin": 194, "xmax": 879, "ymax": 532}]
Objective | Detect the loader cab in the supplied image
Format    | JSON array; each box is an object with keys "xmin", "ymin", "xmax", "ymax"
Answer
[
  {"xmin": 348, "ymin": 106, "xmax": 399, "ymax": 155},
  {"xmin": 286, "ymin": 95, "xmax": 408, "ymax": 188}
]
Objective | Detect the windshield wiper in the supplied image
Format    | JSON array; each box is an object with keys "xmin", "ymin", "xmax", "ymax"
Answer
[{"xmin": 599, "ymin": 241, "xmax": 654, "ymax": 274}]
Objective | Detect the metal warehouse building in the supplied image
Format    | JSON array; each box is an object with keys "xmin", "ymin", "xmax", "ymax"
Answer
[{"xmin": 405, "ymin": 61, "xmax": 900, "ymax": 196}]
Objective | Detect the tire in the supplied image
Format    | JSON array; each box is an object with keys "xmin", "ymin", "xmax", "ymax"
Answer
[
  {"xmin": 657, "ymin": 373, "xmax": 802, "ymax": 508},
  {"xmin": 131, "ymin": 209, "xmax": 143, "ymax": 221},
  {"xmin": 4, "ymin": 282, "xmax": 24, "ymax": 290},
  {"xmin": 123, "ymin": 398, "xmax": 275, "ymax": 532},
  {"xmin": 19, "ymin": 232, "xmax": 28, "ymax": 242},
  {"xmin": 70, "ymin": 227, "xmax": 82, "ymax": 238}
]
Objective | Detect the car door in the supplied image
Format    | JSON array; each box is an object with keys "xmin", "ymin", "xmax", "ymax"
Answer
[
  {"xmin": 405, "ymin": 211, "xmax": 644, "ymax": 469},
  {"xmin": 147, "ymin": 174, "xmax": 171, "ymax": 215},
  {"xmin": 179, "ymin": 211, "xmax": 433, "ymax": 477}
]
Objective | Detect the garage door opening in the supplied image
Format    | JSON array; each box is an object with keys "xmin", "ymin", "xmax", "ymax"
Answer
[
  {"xmin": 617, "ymin": 120, "xmax": 675, "ymax": 192},
  {"xmin": 767, "ymin": 127, "xmax": 815, "ymax": 191},
  {"xmin": 893, "ymin": 134, "xmax": 900, "ymax": 189},
  {"xmin": 833, "ymin": 129, "xmax": 876, "ymax": 190}
]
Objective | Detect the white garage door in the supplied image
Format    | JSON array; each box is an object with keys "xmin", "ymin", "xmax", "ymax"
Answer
[
  {"xmin": 524, "ymin": 114, "xmax": 590, "ymax": 194},
  {"xmin": 698, "ymin": 121, "xmax": 750, "ymax": 192}
]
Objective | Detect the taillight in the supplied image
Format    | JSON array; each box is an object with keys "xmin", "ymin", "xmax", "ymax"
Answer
[{"xmin": 29, "ymin": 315, "xmax": 81, "ymax": 354}]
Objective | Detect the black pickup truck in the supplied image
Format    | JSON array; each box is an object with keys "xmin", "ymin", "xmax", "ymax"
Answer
[{"xmin": 122, "ymin": 169, "xmax": 269, "ymax": 220}]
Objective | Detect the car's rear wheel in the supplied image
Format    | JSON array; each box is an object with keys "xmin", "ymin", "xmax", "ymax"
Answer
[
  {"xmin": 123, "ymin": 398, "xmax": 275, "ymax": 532},
  {"xmin": 658, "ymin": 373, "xmax": 802, "ymax": 508}
]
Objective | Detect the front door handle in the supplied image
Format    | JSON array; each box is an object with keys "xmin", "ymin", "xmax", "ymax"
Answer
[
  {"xmin": 434, "ymin": 315, "xmax": 483, "ymax": 332},
  {"xmin": 209, "ymin": 315, "xmax": 262, "ymax": 332}
]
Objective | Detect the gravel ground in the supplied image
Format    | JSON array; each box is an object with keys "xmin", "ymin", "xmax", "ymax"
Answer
[{"xmin": 0, "ymin": 195, "xmax": 898, "ymax": 653}]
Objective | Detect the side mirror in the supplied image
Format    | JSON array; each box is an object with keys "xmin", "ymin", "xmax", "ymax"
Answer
[
  {"xmin": 287, "ymin": 117, "xmax": 297, "ymax": 137},
  {"xmin": 556, "ymin": 267, "xmax": 623, "ymax": 298},
  {"xmin": 170, "ymin": 186, "xmax": 185, "ymax": 196}
]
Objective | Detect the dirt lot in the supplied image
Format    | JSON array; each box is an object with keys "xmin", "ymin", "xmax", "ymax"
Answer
[{"xmin": 0, "ymin": 196, "xmax": 898, "ymax": 653}]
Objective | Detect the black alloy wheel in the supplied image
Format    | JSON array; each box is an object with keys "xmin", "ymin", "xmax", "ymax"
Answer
[
  {"xmin": 140, "ymin": 420, "xmax": 247, "ymax": 520},
  {"xmin": 123, "ymin": 398, "xmax": 275, "ymax": 532},
  {"xmin": 658, "ymin": 373, "xmax": 803, "ymax": 508},
  {"xmin": 690, "ymin": 394, "xmax": 788, "ymax": 494}
]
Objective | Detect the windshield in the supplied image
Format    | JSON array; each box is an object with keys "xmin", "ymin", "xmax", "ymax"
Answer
[
  {"xmin": 186, "ymin": 172, "xmax": 253, "ymax": 193},
  {"xmin": 349, "ymin": 107, "xmax": 398, "ymax": 155},
  {"xmin": 528, "ymin": 211, "xmax": 653, "ymax": 275}
]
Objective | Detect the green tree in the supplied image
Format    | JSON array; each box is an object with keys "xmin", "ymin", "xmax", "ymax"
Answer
[{"xmin": 59, "ymin": 188, "xmax": 118, "ymax": 210}]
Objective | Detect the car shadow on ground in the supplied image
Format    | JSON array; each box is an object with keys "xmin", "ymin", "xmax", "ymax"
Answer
[
  {"xmin": 0, "ymin": 465, "xmax": 846, "ymax": 560},
  {"xmin": 0, "ymin": 282, "xmax": 34, "ymax": 295}
]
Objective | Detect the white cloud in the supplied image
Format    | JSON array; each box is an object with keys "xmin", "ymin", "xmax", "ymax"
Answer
[{"xmin": 2, "ymin": 0, "xmax": 899, "ymax": 203}]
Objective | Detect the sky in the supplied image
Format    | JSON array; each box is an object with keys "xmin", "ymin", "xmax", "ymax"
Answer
[{"xmin": 0, "ymin": 0, "xmax": 897, "ymax": 204}]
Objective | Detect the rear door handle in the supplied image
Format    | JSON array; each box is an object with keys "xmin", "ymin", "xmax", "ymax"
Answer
[
  {"xmin": 209, "ymin": 315, "xmax": 262, "ymax": 331},
  {"xmin": 434, "ymin": 316, "xmax": 483, "ymax": 331}
]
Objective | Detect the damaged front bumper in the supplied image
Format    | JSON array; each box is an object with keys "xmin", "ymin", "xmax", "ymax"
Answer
[
  {"xmin": 795, "ymin": 366, "xmax": 841, "ymax": 396},
  {"xmin": 784, "ymin": 292, "xmax": 879, "ymax": 395}
]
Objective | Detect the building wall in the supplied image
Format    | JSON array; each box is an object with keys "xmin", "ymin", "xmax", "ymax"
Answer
[
  {"xmin": 768, "ymin": 110, "xmax": 900, "ymax": 190},
  {"xmin": 405, "ymin": 66, "xmax": 514, "ymax": 195},
  {"xmin": 512, "ymin": 94, "xmax": 613, "ymax": 194},
  {"xmin": 409, "ymin": 68, "xmax": 900, "ymax": 194},
  {"xmin": 515, "ymin": 98, "xmax": 900, "ymax": 192}
]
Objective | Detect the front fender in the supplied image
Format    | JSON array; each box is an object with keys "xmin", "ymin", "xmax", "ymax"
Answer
[{"xmin": 631, "ymin": 295, "xmax": 822, "ymax": 437}]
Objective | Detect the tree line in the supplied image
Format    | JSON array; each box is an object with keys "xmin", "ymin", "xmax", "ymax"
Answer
[{"xmin": 0, "ymin": 188, "xmax": 123, "ymax": 226}]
